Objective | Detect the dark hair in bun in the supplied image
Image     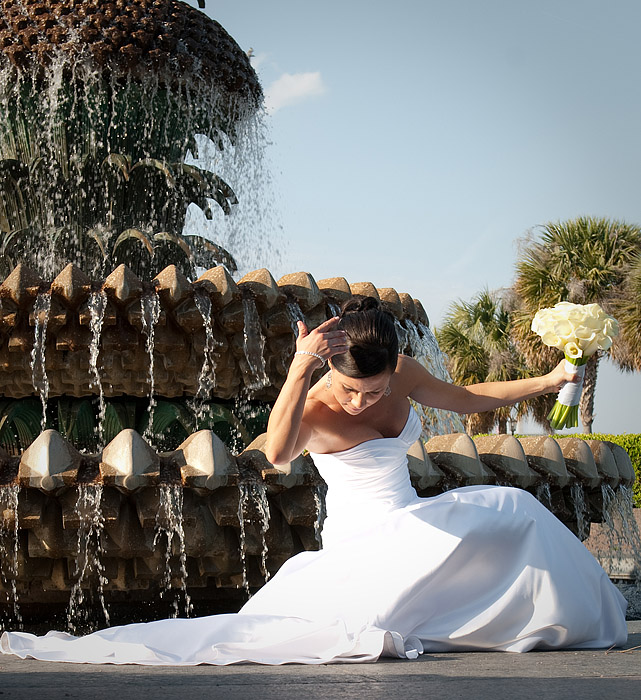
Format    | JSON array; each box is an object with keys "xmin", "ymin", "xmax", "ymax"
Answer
[{"xmin": 331, "ymin": 297, "xmax": 399, "ymax": 378}]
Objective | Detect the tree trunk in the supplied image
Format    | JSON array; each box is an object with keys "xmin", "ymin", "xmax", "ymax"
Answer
[{"xmin": 579, "ymin": 353, "xmax": 600, "ymax": 434}]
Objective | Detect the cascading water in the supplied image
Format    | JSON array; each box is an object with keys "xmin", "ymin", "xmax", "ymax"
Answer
[
  {"xmin": 30, "ymin": 292, "xmax": 51, "ymax": 432},
  {"xmin": 241, "ymin": 296, "xmax": 268, "ymax": 391},
  {"xmin": 237, "ymin": 483, "xmax": 251, "ymax": 597},
  {"xmin": 535, "ymin": 482, "xmax": 553, "ymax": 510},
  {"xmin": 88, "ymin": 291, "xmax": 107, "ymax": 448},
  {"xmin": 66, "ymin": 484, "xmax": 109, "ymax": 634},
  {"xmin": 153, "ymin": 485, "xmax": 193, "ymax": 619},
  {"xmin": 570, "ymin": 483, "xmax": 589, "ymax": 541},
  {"xmin": 191, "ymin": 288, "xmax": 218, "ymax": 429},
  {"xmin": 313, "ymin": 484, "xmax": 328, "ymax": 549},
  {"xmin": 140, "ymin": 292, "xmax": 161, "ymax": 445},
  {"xmin": 237, "ymin": 480, "xmax": 272, "ymax": 593},
  {"xmin": 286, "ymin": 300, "xmax": 306, "ymax": 336},
  {"xmin": 400, "ymin": 318, "xmax": 465, "ymax": 439},
  {"xmin": 0, "ymin": 485, "xmax": 22, "ymax": 630},
  {"xmin": 600, "ymin": 484, "xmax": 641, "ymax": 581},
  {"xmin": 252, "ymin": 482, "xmax": 271, "ymax": 583}
]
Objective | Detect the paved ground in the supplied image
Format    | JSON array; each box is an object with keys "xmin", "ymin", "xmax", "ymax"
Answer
[{"xmin": 0, "ymin": 621, "xmax": 639, "ymax": 700}]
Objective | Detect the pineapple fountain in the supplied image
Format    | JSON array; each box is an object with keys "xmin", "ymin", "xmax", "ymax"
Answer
[{"xmin": 0, "ymin": 0, "xmax": 637, "ymax": 632}]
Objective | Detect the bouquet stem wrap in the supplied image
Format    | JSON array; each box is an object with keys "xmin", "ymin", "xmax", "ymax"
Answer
[{"xmin": 547, "ymin": 356, "xmax": 587, "ymax": 430}]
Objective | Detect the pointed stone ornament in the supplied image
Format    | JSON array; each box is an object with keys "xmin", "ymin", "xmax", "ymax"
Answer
[
  {"xmin": 277, "ymin": 272, "xmax": 323, "ymax": 312},
  {"xmin": 398, "ymin": 293, "xmax": 417, "ymax": 322},
  {"xmin": 100, "ymin": 429, "xmax": 160, "ymax": 491},
  {"xmin": 18, "ymin": 430, "xmax": 82, "ymax": 491},
  {"xmin": 103, "ymin": 264, "xmax": 143, "ymax": 306},
  {"xmin": 153, "ymin": 265, "xmax": 192, "ymax": 309},
  {"xmin": 518, "ymin": 436, "xmax": 571, "ymax": 487},
  {"xmin": 407, "ymin": 439, "xmax": 445, "ymax": 490},
  {"xmin": 413, "ymin": 299, "xmax": 429, "ymax": 327},
  {"xmin": 425, "ymin": 433, "xmax": 490, "ymax": 486},
  {"xmin": 238, "ymin": 268, "xmax": 284, "ymax": 309},
  {"xmin": 349, "ymin": 282, "xmax": 380, "ymax": 300},
  {"xmin": 474, "ymin": 435, "xmax": 540, "ymax": 489},
  {"xmin": 377, "ymin": 288, "xmax": 404, "ymax": 319},
  {"xmin": 174, "ymin": 430, "xmax": 238, "ymax": 490},
  {"xmin": 0, "ymin": 264, "xmax": 44, "ymax": 307},
  {"xmin": 317, "ymin": 276, "xmax": 352, "ymax": 305},
  {"xmin": 51, "ymin": 264, "xmax": 92, "ymax": 309},
  {"xmin": 557, "ymin": 438, "xmax": 600, "ymax": 489},
  {"xmin": 603, "ymin": 441, "xmax": 636, "ymax": 487},
  {"xmin": 584, "ymin": 440, "xmax": 619, "ymax": 488},
  {"xmin": 197, "ymin": 266, "xmax": 241, "ymax": 309},
  {"xmin": 239, "ymin": 433, "xmax": 312, "ymax": 488}
]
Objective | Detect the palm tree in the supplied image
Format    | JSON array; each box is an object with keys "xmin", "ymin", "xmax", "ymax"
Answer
[
  {"xmin": 609, "ymin": 255, "xmax": 641, "ymax": 372},
  {"xmin": 436, "ymin": 288, "xmax": 530, "ymax": 434},
  {"xmin": 511, "ymin": 217, "xmax": 641, "ymax": 433}
]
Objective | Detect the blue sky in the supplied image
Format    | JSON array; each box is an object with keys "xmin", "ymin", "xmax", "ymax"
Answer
[{"xmin": 193, "ymin": 0, "xmax": 641, "ymax": 434}]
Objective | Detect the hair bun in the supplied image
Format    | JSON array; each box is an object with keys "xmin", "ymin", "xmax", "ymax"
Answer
[{"xmin": 340, "ymin": 296, "xmax": 381, "ymax": 316}]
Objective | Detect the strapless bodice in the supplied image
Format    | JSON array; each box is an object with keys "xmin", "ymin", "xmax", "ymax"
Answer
[{"xmin": 309, "ymin": 408, "xmax": 422, "ymax": 545}]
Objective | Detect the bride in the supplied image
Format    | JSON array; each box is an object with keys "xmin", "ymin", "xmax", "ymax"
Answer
[{"xmin": 1, "ymin": 298, "xmax": 627, "ymax": 665}]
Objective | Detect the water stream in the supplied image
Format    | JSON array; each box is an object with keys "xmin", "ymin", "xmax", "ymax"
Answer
[
  {"xmin": 535, "ymin": 482, "xmax": 553, "ymax": 510},
  {"xmin": 191, "ymin": 289, "xmax": 218, "ymax": 429},
  {"xmin": 600, "ymin": 484, "xmax": 641, "ymax": 581},
  {"xmin": 286, "ymin": 300, "xmax": 306, "ymax": 336},
  {"xmin": 237, "ymin": 483, "xmax": 251, "ymax": 598},
  {"xmin": 153, "ymin": 485, "xmax": 193, "ymax": 619},
  {"xmin": 241, "ymin": 297, "xmax": 268, "ymax": 391},
  {"xmin": 140, "ymin": 293, "xmax": 161, "ymax": 444},
  {"xmin": 88, "ymin": 291, "xmax": 107, "ymax": 448},
  {"xmin": 570, "ymin": 483, "xmax": 589, "ymax": 541},
  {"xmin": 0, "ymin": 485, "xmax": 22, "ymax": 629},
  {"xmin": 30, "ymin": 293, "xmax": 52, "ymax": 432},
  {"xmin": 66, "ymin": 484, "xmax": 109, "ymax": 634},
  {"xmin": 401, "ymin": 319, "xmax": 465, "ymax": 439},
  {"xmin": 313, "ymin": 484, "xmax": 328, "ymax": 549}
]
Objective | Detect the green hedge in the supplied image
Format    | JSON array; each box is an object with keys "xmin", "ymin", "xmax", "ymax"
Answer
[{"xmin": 558, "ymin": 433, "xmax": 641, "ymax": 508}]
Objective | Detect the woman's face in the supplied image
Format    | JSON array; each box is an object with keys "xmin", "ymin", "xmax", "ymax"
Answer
[{"xmin": 328, "ymin": 364, "xmax": 393, "ymax": 416}]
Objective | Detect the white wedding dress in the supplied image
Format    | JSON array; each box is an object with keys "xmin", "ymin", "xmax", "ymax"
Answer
[{"xmin": 1, "ymin": 408, "xmax": 628, "ymax": 664}]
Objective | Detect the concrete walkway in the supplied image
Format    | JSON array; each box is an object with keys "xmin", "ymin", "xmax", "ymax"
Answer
[{"xmin": 0, "ymin": 621, "xmax": 639, "ymax": 700}]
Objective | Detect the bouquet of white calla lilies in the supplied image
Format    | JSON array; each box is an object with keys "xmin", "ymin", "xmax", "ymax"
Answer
[{"xmin": 531, "ymin": 302, "xmax": 618, "ymax": 430}]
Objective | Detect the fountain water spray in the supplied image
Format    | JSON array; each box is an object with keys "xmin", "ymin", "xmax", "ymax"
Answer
[
  {"xmin": 30, "ymin": 293, "xmax": 51, "ymax": 432},
  {"xmin": 88, "ymin": 291, "xmax": 107, "ymax": 448},
  {"xmin": 66, "ymin": 484, "xmax": 109, "ymax": 634},
  {"xmin": 241, "ymin": 296, "xmax": 268, "ymax": 391},
  {"xmin": 0, "ymin": 485, "xmax": 22, "ymax": 630},
  {"xmin": 153, "ymin": 484, "xmax": 193, "ymax": 619},
  {"xmin": 570, "ymin": 483, "xmax": 589, "ymax": 541},
  {"xmin": 141, "ymin": 292, "xmax": 161, "ymax": 445}
]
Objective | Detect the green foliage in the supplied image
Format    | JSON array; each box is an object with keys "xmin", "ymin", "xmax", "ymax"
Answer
[
  {"xmin": 558, "ymin": 433, "xmax": 641, "ymax": 508},
  {"xmin": 0, "ymin": 398, "xmax": 42, "ymax": 454},
  {"xmin": 0, "ymin": 397, "xmax": 270, "ymax": 456}
]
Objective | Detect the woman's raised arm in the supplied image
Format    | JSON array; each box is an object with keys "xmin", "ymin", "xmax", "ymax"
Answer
[
  {"xmin": 265, "ymin": 317, "xmax": 347, "ymax": 465},
  {"xmin": 400, "ymin": 355, "xmax": 577, "ymax": 414}
]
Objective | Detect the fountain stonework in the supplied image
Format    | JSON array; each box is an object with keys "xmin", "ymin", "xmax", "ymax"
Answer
[{"xmin": 0, "ymin": 1, "xmax": 638, "ymax": 630}]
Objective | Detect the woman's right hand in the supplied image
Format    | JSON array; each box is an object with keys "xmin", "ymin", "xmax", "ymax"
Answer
[{"xmin": 294, "ymin": 317, "xmax": 348, "ymax": 367}]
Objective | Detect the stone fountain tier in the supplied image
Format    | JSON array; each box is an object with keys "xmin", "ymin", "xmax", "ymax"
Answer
[
  {"xmin": 0, "ymin": 262, "xmax": 432, "ymax": 401},
  {"xmin": 0, "ymin": 426, "xmax": 636, "ymax": 609},
  {"xmin": 0, "ymin": 0, "xmax": 260, "ymax": 100}
]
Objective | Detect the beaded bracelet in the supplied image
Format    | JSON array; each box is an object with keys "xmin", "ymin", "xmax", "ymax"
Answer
[{"xmin": 294, "ymin": 350, "xmax": 326, "ymax": 367}]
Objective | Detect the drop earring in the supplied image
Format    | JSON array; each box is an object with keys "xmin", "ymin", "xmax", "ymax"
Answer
[
  {"xmin": 325, "ymin": 370, "xmax": 332, "ymax": 389},
  {"xmin": 384, "ymin": 386, "xmax": 391, "ymax": 397}
]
